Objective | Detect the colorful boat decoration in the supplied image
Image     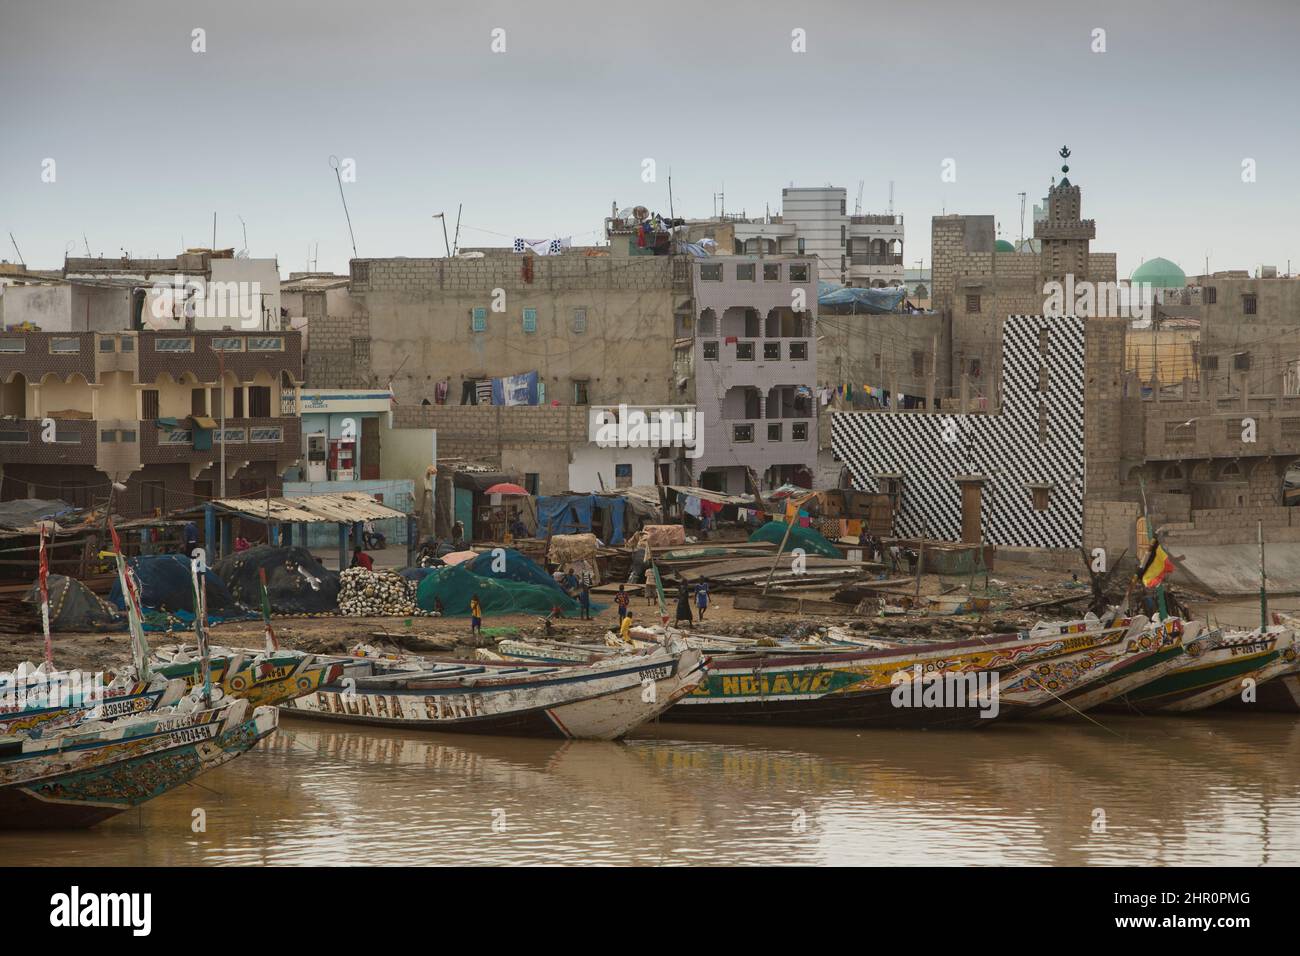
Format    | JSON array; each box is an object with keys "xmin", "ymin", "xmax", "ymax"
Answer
[
  {"xmin": 282, "ymin": 641, "xmax": 706, "ymax": 740},
  {"xmin": 1007, "ymin": 617, "xmax": 1202, "ymax": 715},
  {"xmin": 0, "ymin": 695, "xmax": 277, "ymax": 829},
  {"xmin": 1103, "ymin": 626, "xmax": 1296, "ymax": 713},
  {"xmin": 0, "ymin": 665, "xmax": 188, "ymax": 740},
  {"xmin": 664, "ymin": 620, "xmax": 1133, "ymax": 729},
  {"xmin": 151, "ymin": 645, "xmax": 346, "ymax": 708}
]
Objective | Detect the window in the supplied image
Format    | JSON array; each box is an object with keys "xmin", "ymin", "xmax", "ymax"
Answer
[
  {"xmin": 141, "ymin": 480, "xmax": 167, "ymax": 516},
  {"xmin": 1165, "ymin": 420, "xmax": 1195, "ymax": 442},
  {"xmin": 352, "ymin": 261, "xmax": 370, "ymax": 287},
  {"xmin": 191, "ymin": 388, "xmax": 207, "ymax": 416},
  {"xmin": 790, "ymin": 264, "xmax": 808, "ymax": 282},
  {"xmin": 1038, "ymin": 328, "xmax": 1051, "ymax": 355},
  {"xmin": 700, "ymin": 263, "xmax": 722, "ymax": 281},
  {"xmin": 0, "ymin": 429, "xmax": 27, "ymax": 443},
  {"xmin": 155, "ymin": 337, "xmax": 194, "ymax": 352},
  {"xmin": 524, "ymin": 473, "xmax": 540, "ymax": 496},
  {"xmin": 1205, "ymin": 286, "xmax": 1217, "ymax": 304},
  {"xmin": 767, "ymin": 423, "xmax": 782, "ymax": 441},
  {"xmin": 763, "ymin": 342, "xmax": 780, "ymax": 360},
  {"xmin": 99, "ymin": 338, "xmax": 115, "ymax": 353},
  {"xmin": 969, "ymin": 358, "xmax": 983, "ymax": 378},
  {"xmin": 101, "ymin": 429, "xmax": 117, "ymax": 442},
  {"xmin": 0, "ymin": 339, "xmax": 25, "ymax": 353},
  {"xmin": 250, "ymin": 426, "xmax": 282, "ymax": 442},
  {"xmin": 789, "ymin": 342, "xmax": 808, "ymax": 360},
  {"xmin": 248, "ymin": 336, "xmax": 283, "ymax": 351},
  {"xmin": 614, "ymin": 463, "xmax": 633, "ymax": 489},
  {"xmin": 1201, "ymin": 355, "xmax": 1219, "ymax": 370},
  {"xmin": 211, "ymin": 336, "xmax": 243, "ymax": 351},
  {"xmin": 233, "ymin": 388, "xmax": 245, "ymax": 419},
  {"xmin": 120, "ymin": 337, "xmax": 134, "ymax": 352},
  {"xmin": 702, "ymin": 341, "xmax": 719, "ymax": 361},
  {"xmin": 873, "ymin": 353, "xmax": 881, "ymax": 370},
  {"xmin": 912, "ymin": 350, "xmax": 925, "ymax": 378},
  {"xmin": 248, "ymin": 385, "xmax": 271, "ymax": 418},
  {"xmin": 141, "ymin": 389, "xmax": 160, "ymax": 419},
  {"xmin": 120, "ymin": 429, "xmax": 137, "ymax": 443},
  {"xmin": 523, "ymin": 307, "xmax": 537, "ymax": 333},
  {"xmin": 1243, "ymin": 294, "xmax": 1257, "ymax": 315},
  {"xmin": 792, "ymin": 422, "xmax": 808, "ymax": 441},
  {"xmin": 573, "ymin": 381, "xmax": 589, "ymax": 405},
  {"xmin": 966, "ymin": 294, "xmax": 981, "ymax": 314},
  {"xmin": 733, "ymin": 424, "xmax": 754, "ymax": 443},
  {"xmin": 573, "ymin": 308, "xmax": 587, "ymax": 333},
  {"xmin": 840, "ymin": 199, "xmax": 846, "ymax": 215},
  {"xmin": 840, "ymin": 225, "xmax": 846, "ymax": 246},
  {"xmin": 50, "ymin": 337, "xmax": 80, "ymax": 353},
  {"xmin": 1234, "ymin": 352, "xmax": 1251, "ymax": 371},
  {"xmin": 736, "ymin": 342, "xmax": 755, "ymax": 361},
  {"xmin": 472, "ymin": 307, "xmax": 487, "ymax": 332},
  {"xmin": 736, "ymin": 263, "xmax": 755, "ymax": 281},
  {"xmin": 763, "ymin": 264, "xmax": 780, "ymax": 281}
]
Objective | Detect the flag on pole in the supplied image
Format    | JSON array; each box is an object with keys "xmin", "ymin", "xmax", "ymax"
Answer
[
  {"xmin": 189, "ymin": 558, "xmax": 212, "ymax": 704},
  {"xmin": 106, "ymin": 517, "xmax": 151, "ymax": 679},
  {"xmin": 1141, "ymin": 542, "xmax": 1175, "ymax": 589},
  {"xmin": 38, "ymin": 524, "xmax": 52, "ymax": 667}
]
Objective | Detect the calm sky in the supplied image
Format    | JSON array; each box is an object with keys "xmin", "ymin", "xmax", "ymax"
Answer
[{"xmin": 3, "ymin": 0, "xmax": 1297, "ymax": 279}]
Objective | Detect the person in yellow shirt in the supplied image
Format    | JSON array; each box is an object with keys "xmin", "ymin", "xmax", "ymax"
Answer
[
  {"xmin": 469, "ymin": 594, "xmax": 483, "ymax": 640},
  {"xmin": 619, "ymin": 610, "xmax": 633, "ymax": 643}
]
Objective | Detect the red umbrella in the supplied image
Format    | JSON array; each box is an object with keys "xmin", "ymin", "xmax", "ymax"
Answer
[{"xmin": 485, "ymin": 482, "xmax": 528, "ymax": 496}]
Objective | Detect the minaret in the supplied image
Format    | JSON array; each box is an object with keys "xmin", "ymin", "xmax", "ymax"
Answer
[{"xmin": 1035, "ymin": 146, "xmax": 1095, "ymax": 287}]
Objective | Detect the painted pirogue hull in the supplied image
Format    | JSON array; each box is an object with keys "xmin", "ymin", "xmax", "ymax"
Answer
[
  {"xmin": 665, "ymin": 622, "xmax": 1131, "ymax": 729},
  {"xmin": 153, "ymin": 650, "xmax": 345, "ymax": 708},
  {"xmin": 0, "ymin": 702, "xmax": 277, "ymax": 830},
  {"xmin": 281, "ymin": 648, "xmax": 707, "ymax": 740},
  {"xmin": 1020, "ymin": 619, "xmax": 1199, "ymax": 718},
  {"xmin": 1102, "ymin": 628, "xmax": 1293, "ymax": 713},
  {"xmin": 1214, "ymin": 672, "xmax": 1300, "ymax": 713},
  {"xmin": 0, "ymin": 679, "xmax": 178, "ymax": 739}
]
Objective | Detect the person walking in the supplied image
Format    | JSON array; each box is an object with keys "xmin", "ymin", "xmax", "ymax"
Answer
[
  {"xmin": 675, "ymin": 584, "xmax": 693, "ymax": 627},
  {"xmin": 614, "ymin": 584, "xmax": 630, "ymax": 623},
  {"xmin": 644, "ymin": 567, "xmax": 657, "ymax": 606},
  {"xmin": 694, "ymin": 579, "xmax": 710, "ymax": 622},
  {"xmin": 469, "ymin": 593, "xmax": 483, "ymax": 641}
]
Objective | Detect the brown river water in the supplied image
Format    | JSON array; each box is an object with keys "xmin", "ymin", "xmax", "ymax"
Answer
[{"xmin": 3, "ymin": 712, "xmax": 1300, "ymax": 866}]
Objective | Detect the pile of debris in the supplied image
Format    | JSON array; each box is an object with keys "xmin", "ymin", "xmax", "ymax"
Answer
[{"xmin": 338, "ymin": 567, "xmax": 428, "ymax": 617}]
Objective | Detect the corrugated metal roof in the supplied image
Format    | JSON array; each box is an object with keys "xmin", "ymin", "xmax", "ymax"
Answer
[{"xmin": 210, "ymin": 492, "xmax": 406, "ymax": 524}]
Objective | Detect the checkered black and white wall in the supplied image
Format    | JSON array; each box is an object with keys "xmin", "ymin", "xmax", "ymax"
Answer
[{"xmin": 832, "ymin": 314, "xmax": 1086, "ymax": 548}]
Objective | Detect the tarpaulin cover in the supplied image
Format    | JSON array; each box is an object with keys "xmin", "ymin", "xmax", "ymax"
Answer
[
  {"xmin": 0, "ymin": 498, "xmax": 80, "ymax": 531},
  {"xmin": 548, "ymin": 533, "xmax": 599, "ymax": 564},
  {"xmin": 491, "ymin": 370, "xmax": 540, "ymax": 406},
  {"xmin": 535, "ymin": 494, "xmax": 626, "ymax": 544},
  {"xmin": 110, "ymin": 554, "xmax": 242, "ymax": 617},
  {"xmin": 748, "ymin": 520, "xmax": 842, "ymax": 559},
  {"xmin": 26, "ymin": 574, "xmax": 121, "ymax": 632},
  {"xmin": 415, "ymin": 547, "xmax": 592, "ymax": 617},
  {"xmin": 817, "ymin": 281, "xmax": 907, "ymax": 313},
  {"xmin": 632, "ymin": 524, "xmax": 687, "ymax": 549},
  {"xmin": 214, "ymin": 545, "xmax": 340, "ymax": 615}
]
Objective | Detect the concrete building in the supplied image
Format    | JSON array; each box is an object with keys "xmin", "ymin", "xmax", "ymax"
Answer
[
  {"xmin": 0, "ymin": 328, "xmax": 302, "ymax": 518},
  {"xmin": 691, "ymin": 254, "xmax": 819, "ymax": 493}
]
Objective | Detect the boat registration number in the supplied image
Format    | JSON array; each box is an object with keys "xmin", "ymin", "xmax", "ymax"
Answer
[{"xmin": 638, "ymin": 665, "xmax": 673, "ymax": 682}]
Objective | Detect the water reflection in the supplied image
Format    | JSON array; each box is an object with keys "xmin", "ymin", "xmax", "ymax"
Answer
[{"xmin": 3, "ymin": 714, "xmax": 1299, "ymax": 866}]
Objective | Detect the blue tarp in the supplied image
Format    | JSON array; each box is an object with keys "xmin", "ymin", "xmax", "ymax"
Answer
[
  {"xmin": 491, "ymin": 370, "xmax": 540, "ymax": 406},
  {"xmin": 817, "ymin": 281, "xmax": 907, "ymax": 313},
  {"xmin": 535, "ymin": 494, "xmax": 627, "ymax": 545},
  {"xmin": 109, "ymin": 554, "xmax": 243, "ymax": 617}
]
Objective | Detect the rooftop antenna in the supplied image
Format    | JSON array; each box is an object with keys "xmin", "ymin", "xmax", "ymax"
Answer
[
  {"xmin": 9, "ymin": 233, "xmax": 25, "ymax": 267},
  {"xmin": 1018, "ymin": 192, "xmax": 1027, "ymax": 247},
  {"xmin": 83, "ymin": 234, "xmax": 91, "ymax": 256},
  {"xmin": 888, "ymin": 181, "xmax": 895, "ymax": 215},
  {"xmin": 238, "ymin": 215, "xmax": 249, "ymax": 257},
  {"xmin": 855, "ymin": 180, "xmax": 864, "ymax": 216},
  {"xmin": 432, "ymin": 213, "xmax": 451, "ymax": 257},
  {"xmin": 212, "ymin": 211, "xmax": 216, "ymax": 251},
  {"xmin": 452, "ymin": 204, "xmax": 462, "ymax": 257},
  {"xmin": 329, "ymin": 155, "xmax": 359, "ymax": 260}
]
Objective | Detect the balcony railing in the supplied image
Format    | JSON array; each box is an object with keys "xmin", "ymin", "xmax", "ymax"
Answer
[
  {"xmin": 851, "ymin": 215, "xmax": 903, "ymax": 226},
  {"xmin": 0, "ymin": 419, "xmax": 98, "ymax": 465},
  {"xmin": 140, "ymin": 416, "xmax": 299, "ymax": 463},
  {"xmin": 850, "ymin": 254, "xmax": 904, "ymax": 266}
]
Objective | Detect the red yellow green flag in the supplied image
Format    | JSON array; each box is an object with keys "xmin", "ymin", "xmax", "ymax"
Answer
[{"xmin": 1141, "ymin": 544, "xmax": 1175, "ymax": 588}]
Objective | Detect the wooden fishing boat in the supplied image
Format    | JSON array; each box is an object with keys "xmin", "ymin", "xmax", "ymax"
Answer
[
  {"xmin": 1012, "ymin": 617, "xmax": 1203, "ymax": 717},
  {"xmin": 0, "ymin": 696, "xmax": 276, "ymax": 829},
  {"xmin": 0, "ymin": 666, "xmax": 187, "ymax": 739},
  {"xmin": 663, "ymin": 619, "xmax": 1133, "ymax": 729},
  {"xmin": 151, "ymin": 645, "xmax": 345, "ymax": 708},
  {"xmin": 281, "ymin": 641, "xmax": 706, "ymax": 740},
  {"xmin": 1103, "ymin": 626, "xmax": 1296, "ymax": 713}
]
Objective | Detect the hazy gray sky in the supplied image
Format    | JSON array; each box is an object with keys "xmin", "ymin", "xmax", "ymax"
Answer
[{"xmin": 3, "ymin": 0, "xmax": 1297, "ymax": 279}]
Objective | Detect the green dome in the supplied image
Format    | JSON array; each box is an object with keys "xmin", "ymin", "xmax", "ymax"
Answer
[
  {"xmin": 994, "ymin": 239, "xmax": 1016, "ymax": 252},
  {"xmin": 1130, "ymin": 257, "xmax": 1186, "ymax": 289}
]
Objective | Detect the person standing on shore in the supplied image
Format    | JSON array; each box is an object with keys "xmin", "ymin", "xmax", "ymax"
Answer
[
  {"xmin": 615, "ymin": 584, "xmax": 630, "ymax": 623},
  {"xmin": 675, "ymin": 584, "xmax": 693, "ymax": 627},
  {"xmin": 695, "ymin": 579, "xmax": 710, "ymax": 621},
  {"xmin": 469, "ymin": 594, "xmax": 483, "ymax": 640}
]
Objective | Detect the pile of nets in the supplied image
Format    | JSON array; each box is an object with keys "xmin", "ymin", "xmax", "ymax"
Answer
[
  {"xmin": 415, "ymin": 548, "xmax": 587, "ymax": 617},
  {"xmin": 109, "ymin": 554, "xmax": 244, "ymax": 618},
  {"xmin": 214, "ymin": 545, "xmax": 340, "ymax": 615},
  {"xmin": 25, "ymin": 574, "xmax": 121, "ymax": 632},
  {"xmin": 337, "ymin": 567, "xmax": 434, "ymax": 617},
  {"xmin": 748, "ymin": 520, "xmax": 842, "ymax": 559}
]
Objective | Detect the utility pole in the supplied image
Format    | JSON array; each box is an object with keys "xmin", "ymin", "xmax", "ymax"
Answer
[
  {"xmin": 433, "ymin": 213, "xmax": 451, "ymax": 257},
  {"xmin": 214, "ymin": 345, "xmax": 226, "ymax": 500}
]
